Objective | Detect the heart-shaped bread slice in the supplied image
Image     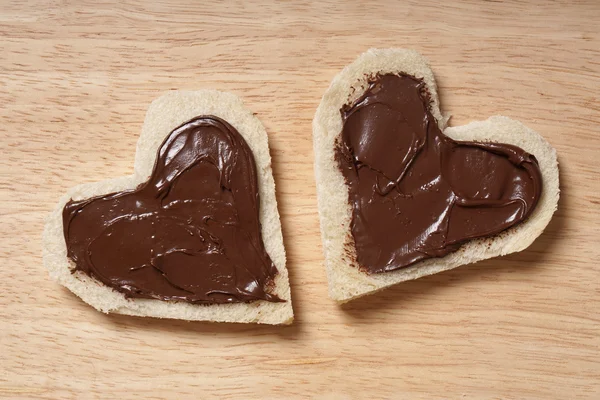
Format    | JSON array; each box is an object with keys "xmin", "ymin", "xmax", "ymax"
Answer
[
  {"xmin": 43, "ymin": 90, "xmax": 293, "ymax": 324},
  {"xmin": 313, "ymin": 49, "xmax": 559, "ymax": 303}
]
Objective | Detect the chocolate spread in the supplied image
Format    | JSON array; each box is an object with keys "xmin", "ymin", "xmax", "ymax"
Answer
[
  {"xmin": 336, "ymin": 74, "xmax": 543, "ymax": 274},
  {"xmin": 63, "ymin": 116, "xmax": 283, "ymax": 304}
]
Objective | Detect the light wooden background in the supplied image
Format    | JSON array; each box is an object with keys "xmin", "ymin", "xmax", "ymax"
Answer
[{"xmin": 1, "ymin": 1, "xmax": 599, "ymax": 399}]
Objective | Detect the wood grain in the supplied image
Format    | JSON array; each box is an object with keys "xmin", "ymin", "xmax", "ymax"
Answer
[{"xmin": 1, "ymin": 1, "xmax": 599, "ymax": 398}]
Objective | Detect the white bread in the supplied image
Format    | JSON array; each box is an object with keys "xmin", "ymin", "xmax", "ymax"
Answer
[
  {"xmin": 43, "ymin": 90, "xmax": 293, "ymax": 324},
  {"xmin": 313, "ymin": 48, "xmax": 559, "ymax": 303}
]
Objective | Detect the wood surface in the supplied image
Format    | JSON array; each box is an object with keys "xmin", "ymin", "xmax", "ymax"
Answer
[{"xmin": 1, "ymin": 1, "xmax": 599, "ymax": 399}]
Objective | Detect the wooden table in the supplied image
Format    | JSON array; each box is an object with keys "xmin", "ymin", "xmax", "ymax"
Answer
[{"xmin": 2, "ymin": 1, "xmax": 599, "ymax": 398}]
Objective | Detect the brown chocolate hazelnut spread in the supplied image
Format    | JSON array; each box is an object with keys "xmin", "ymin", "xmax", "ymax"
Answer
[
  {"xmin": 336, "ymin": 74, "xmax": 543, "ymax": 274},
  {"xmin": 63, "ymin": 116, "xmax": 283, "ymax": 304}
]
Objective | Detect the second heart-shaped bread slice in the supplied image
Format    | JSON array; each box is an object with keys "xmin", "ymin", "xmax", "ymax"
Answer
[
  {"xmin": 43, "ymin": 90, "xmax": 293, "ymax": 324},
  {"xmin": 313, "ymin": 49, "xmax": 559, "ymax": 303}
]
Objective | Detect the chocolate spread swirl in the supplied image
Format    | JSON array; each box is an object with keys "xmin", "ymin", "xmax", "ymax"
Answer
[
  {"xmin": 336, "ymin": 74, "xmax": 543, "ymax": 274},
  {"xmin": 63, "ymin": 116, "xmax": 282, "ymax": 304}
]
